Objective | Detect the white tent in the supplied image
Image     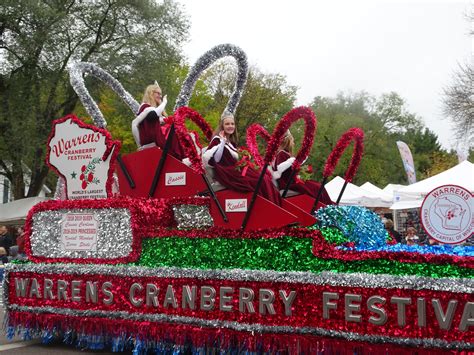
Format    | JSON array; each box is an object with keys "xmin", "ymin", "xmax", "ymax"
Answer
[
  {"xmin": 360, "ymin": 182, "xmax": 393, "ymax": 200},
  {"xmin": 0, "ymin": 197, "xmax": 49, "ymax": 225},
  {"xmin": 325, "ymin": 176, "xmax": 392, "ymax": 207},
  {"xmin": 391, "ymin": 160, "xmax": 474, "ymax": 210},
  {"xmin": 382, "ymin": 183, "xmax": 406, "ymax": 196}
]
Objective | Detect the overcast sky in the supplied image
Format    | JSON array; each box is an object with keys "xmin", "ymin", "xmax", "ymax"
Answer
[{"xmin": 175, "ymin": 0, "xmax": 471, "ymax": 151}]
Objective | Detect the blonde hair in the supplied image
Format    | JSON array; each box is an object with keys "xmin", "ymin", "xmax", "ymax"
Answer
[
  {"xmin": 0, "ymin": 247, "xmax": 6, "ymax": 256},
  {"xmin": 279, "ymin": 130, "xmax": 294, "ymax": 155},
  {"xmin": 384, "ymin": 219, "xmax": 394, "ymax": 229},
  {"xmin": 214, "ymin": 111, "xmax": 238, "ymax": 146},
  {"xmin": 142, "ymin": 84, "xmax": 162, "ymax": 107}
]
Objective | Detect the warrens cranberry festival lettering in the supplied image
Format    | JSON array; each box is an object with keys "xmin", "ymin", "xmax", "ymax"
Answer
[{"xmin": 52, "ymin": 133, "xmax": 101, "ymax": 158}]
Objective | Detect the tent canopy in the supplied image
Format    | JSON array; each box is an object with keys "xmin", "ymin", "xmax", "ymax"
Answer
[
  {"xmin": 326, "ymin": 176, "xmax": 392, "ymax": 207},
  {"xmin": 360, "ymin": 182, "xmax": 393, "ymax": 200},
  {"xmin": 0, "ymin": 197, "xmax": 49, "ymax": 225},
  {"xmin": 382, "ymin": 183, "xmax": 406, "ymax": 196},
  {"xmin": 391, "ymin": 160, "xmax": 473, "ymax": 209}
]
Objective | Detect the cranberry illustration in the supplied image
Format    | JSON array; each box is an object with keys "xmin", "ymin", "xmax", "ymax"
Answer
[
  {"xmin": 80, "ymin": 174, "xmax": 85, "ymax": 181},
  {"xmin": 88, "ymin": 173, "xmax": 94, "ymax": 182},
  {"xmin": 81, "ymin": 180, "xmax": 88, "ymax": 190},
  {"xmin": 81, "ymin": 165, "xmax": 86, "ymax": 172}
]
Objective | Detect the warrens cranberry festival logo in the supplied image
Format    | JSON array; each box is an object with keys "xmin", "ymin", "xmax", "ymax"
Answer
[
  {"xmin": 421, "ymin": 185, "xmax": 473, "ymax": 244},
  {"xmin": 47, "ymin": 115, "xmax": 120, "ymax": 200}
]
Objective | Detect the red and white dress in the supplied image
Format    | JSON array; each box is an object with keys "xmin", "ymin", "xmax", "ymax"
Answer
[
  {"xmin": 204, "ymin": 136, "xmax": 282, "ymax": 206},
  {"xmin": 272, "ymin": 150, "xmax": 333, "ymax": 205},
  {"xmin": 132, "ymin": 103, "xmax": 184, "ymax": 159}
]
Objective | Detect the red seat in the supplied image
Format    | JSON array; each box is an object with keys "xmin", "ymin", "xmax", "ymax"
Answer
[{"xmin": 116, "ymin": 147, "xmax": 206, "ymax": 199}]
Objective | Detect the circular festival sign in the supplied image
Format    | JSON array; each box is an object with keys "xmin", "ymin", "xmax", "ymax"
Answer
[{"xmin": 420, "ymin": 184, "xmax": 473, "ymax": 244}]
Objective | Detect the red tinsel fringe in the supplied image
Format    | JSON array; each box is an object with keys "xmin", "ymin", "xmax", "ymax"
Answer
[
  {"xmin": 7, "ymin": 311, "xmax": 464, "ymax": 354},
  {"xmin": 246, "ymin": 123, "xmax": 270, "ymax": 167},
  {"xmin": 172, "ymin": 106, "xmax": 213, "ymax": 174},
  {"xmin": 323, "ymin": 127, "xmax": 364, "ymax": 182},
  {"xmin": 45, "ymin": 114, "xmax": 121, "ymax": 198},
  {"xmin": 264, "ymin": 107, "xmax": 316, "ymax": 173}
]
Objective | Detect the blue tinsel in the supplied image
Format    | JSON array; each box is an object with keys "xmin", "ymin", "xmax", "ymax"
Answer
[
  {"xmin": 317, "ymin": 206, "xmax": 474, "ymax": 257},
  {"xmin": 317, "ymin": 205, "xmax": 388, "ymax": 248},
  {"xmin": 41, "ymin": 329, "xmax": 54, "ymax": 344}
]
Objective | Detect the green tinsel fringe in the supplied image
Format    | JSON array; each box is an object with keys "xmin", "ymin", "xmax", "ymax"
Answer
[{"xmin": 136, "ymin": 237, "xmax": 472, "ymax": 279}]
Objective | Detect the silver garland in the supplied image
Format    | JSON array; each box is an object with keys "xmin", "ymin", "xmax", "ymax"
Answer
[
  {"xmin": 53, "ymin": 177, "xmax": 66, "ymax": 200},
  {"xmin": 29, "ymin": 209, "xmax": 133, "ymax": 259},
  {"xmin": 4, "ymin": 264, "xmax": 472, "ymax": 350},
  {"xmin": 68, "ymin": 62, "xmax": 139, "ymax": 128},
  {"xmin": 174, "ymin": 43, "xmax": 248, "ymax": 114},
  {"xmin": 5, "ymin": 263, "xmax": 472, "ymax": 294},
  {"xmin": 172, "ymin": 205, "xmax": 213, "ymax": 229},
  {"xmin": 6, "ymin": 304, "xmax": 471, "ymax": 350}
]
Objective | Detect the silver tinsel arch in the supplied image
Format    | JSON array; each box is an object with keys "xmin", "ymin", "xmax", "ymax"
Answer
[
  {"xmin": 174, "ymin": 43, "xmax": 248, "ymax": 114},
  {"xmin": 59, "ymin": 45, "xmax": 249, "ymax": 198},
  {"xmin": 68, "ymin": 62, "xmax": 139, "ymax": 128}
]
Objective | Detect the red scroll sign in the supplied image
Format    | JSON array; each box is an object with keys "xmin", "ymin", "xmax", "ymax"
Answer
[
  {"xmin": 312, "ymin": 128, "xmax": 364, "ymax": 210},
  {"xmin": 242, "ymin": 107, "xmax": 317, "ymax": 229}
]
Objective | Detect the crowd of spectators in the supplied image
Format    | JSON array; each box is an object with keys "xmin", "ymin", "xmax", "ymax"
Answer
[
  {"xmin": 382, "ymin": 219, "xmax": 442, "ymax": 246},
  {"xmin": 0, "ymin": 224, "xmax": 26, "ymax": 265}
]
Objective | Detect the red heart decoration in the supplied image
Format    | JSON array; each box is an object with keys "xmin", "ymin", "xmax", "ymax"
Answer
[
  {"xmin": 264, "ymin": 106, "xmax": 317, "ymax": 171},
  {"xmin": 246, "ymin": 123, "xmax": 270, "ymax": 167},
  {"xmin": 323, "ymin": 128, "xmax": 364, "ymax": 182},
  {"xmin": 171, "ymin": 106, "xmax": 213, "ymax": 174}
]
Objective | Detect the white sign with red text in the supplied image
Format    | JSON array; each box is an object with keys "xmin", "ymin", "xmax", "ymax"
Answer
[
  {"xmin": 47, "ymin": 116, "xmax": 119, "ymax": 200},
  {"xmin": 421, "ymin": 185, "xmax": 473, "ymax": 244},
  {"xmin": 165, "ymin": 172, "xmax": 186, "ymax": 186},
  {"xmin": 225, "ymin": 199, "xmax": 248, "ymax": 212},
  {"xmin": 60, "ymin": 213, "xmax": 98, "ymax": 251}
]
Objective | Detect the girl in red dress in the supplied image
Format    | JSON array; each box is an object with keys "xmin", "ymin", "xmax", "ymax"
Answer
[
  {"xmin": 203, "ymin": 112, "xmax": 282, "ymax": 206},
  {"xmin": 131, "ymin": 83, "xmax": 184, "ymax": 159},
  {"xmin": 272, "ymin": 131, "xmax": 333, "ymax": 205}
]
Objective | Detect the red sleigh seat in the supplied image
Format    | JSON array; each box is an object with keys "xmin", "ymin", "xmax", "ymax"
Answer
[
  {"xmin": 116, "ymin": 147, "xmax": 206, "ymax": 199},
  {"xmin": 116, "ymin": 147, "xmax": 300, "ymax": 230}
]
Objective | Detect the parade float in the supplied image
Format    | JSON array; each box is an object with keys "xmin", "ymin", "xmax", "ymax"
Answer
[{"xmin": 2, "ymin": 44, "xmax": 473, "ymax": 354}]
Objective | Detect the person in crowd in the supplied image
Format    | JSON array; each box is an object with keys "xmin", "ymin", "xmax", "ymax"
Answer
[
  {"xmin": 405, "ymin": 227, "xmax": 420, "ymax": 246},
  {"xmin": 271, "ymin": 130, "xmax": 332, "ymax": 204},
  {"xmin": 16, "ymin": 226, "xmax": 27, "ymax": 257},
  {"xmin": 384, "ymin": 219, "xmax": 402, "ymax": 243},
  {"xmin": 0, "ymin": 247, "xmax": 8, "ymax": 264},
  {"xmin": 203, "ymin": 111, "xmax": 282, "ymax": 206},
  {"xmin": 131, "ymin": 82, "xmax": 184, "ymax": 159},
  {"xmin": 0, "ymin": 225, "xmax": 13, "ymax": 256}
]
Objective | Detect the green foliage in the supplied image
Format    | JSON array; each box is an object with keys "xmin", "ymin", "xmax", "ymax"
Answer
[
  {"xmin": 0, "ymin": 0, "xmax": 189, "ymax": 198},
  {"xmin": 307, "ymin": 91, "xmax": 448, "ymax": 186}
]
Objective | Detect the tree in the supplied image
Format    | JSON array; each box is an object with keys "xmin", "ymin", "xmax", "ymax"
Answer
[
  {"xmin": 373, "ymin": 92, "xmax": 423, "ymax": 133},
  {"xmin": 0, "ymin": 0, "xmax": 189, "ymax": 199},
  {"xmin": 442, "ymin": 63, "xmax": 474, "ymax": 146},
  {"xmin": 308, "ymin": 91, "xmax": 445, "ymax": 186}
]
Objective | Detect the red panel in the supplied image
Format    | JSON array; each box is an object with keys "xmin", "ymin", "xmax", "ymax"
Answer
[
  {"xmin": 286, "ymin": 194, "xmax": 326, "ymax": 214},
  {"xmin": 281, "ymin": 199, "xmax": 317, "ymax": 227},
  {"xmin": 209, "ymin": 190, "xmax": 297, "ymax": 230},
  {"xmin": 116, "ymin": 147, "xmax": 206, "ymax": 199}
]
